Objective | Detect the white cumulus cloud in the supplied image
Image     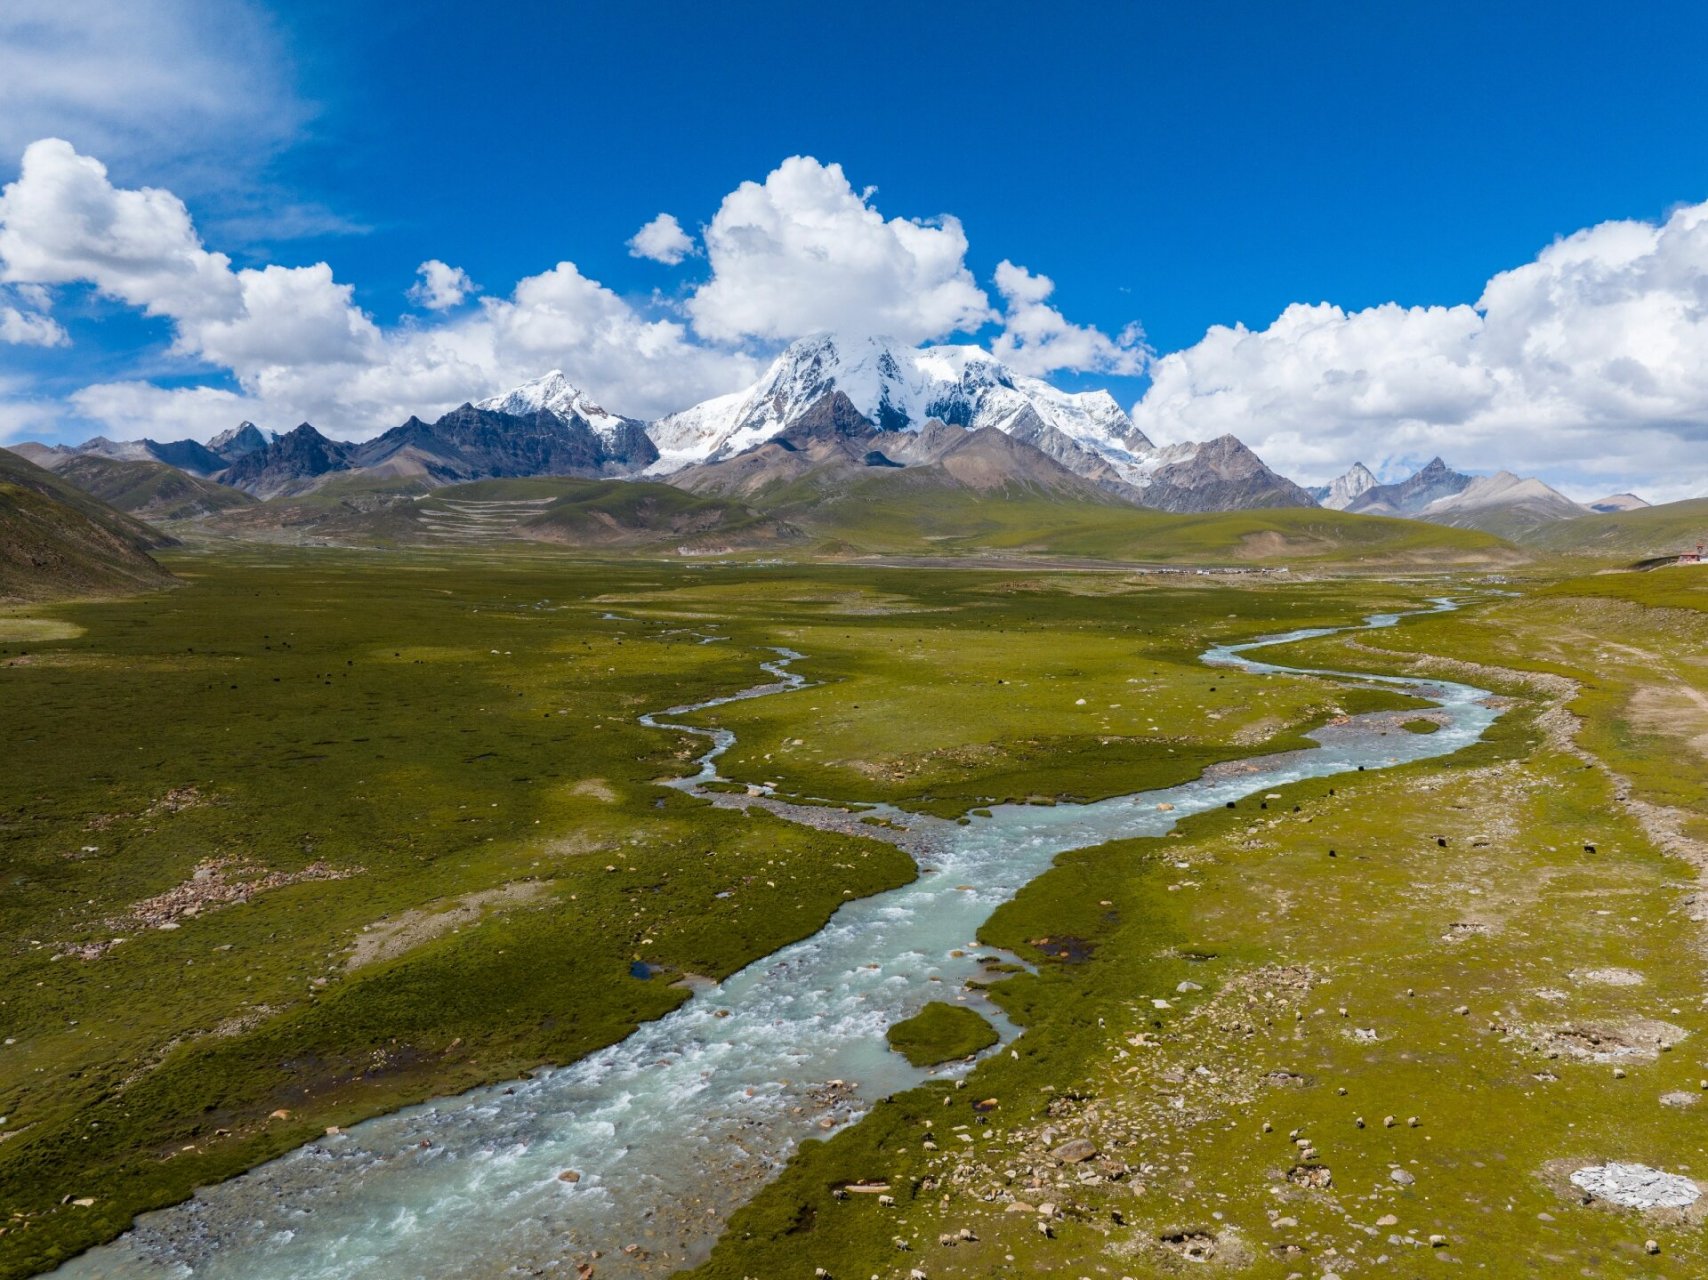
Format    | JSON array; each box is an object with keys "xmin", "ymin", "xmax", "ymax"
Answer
[
  {"xmin": 0, "ymin": 283, "xmax": 66, "ymax": 346},
  {"xmin": 408, "ymin": 259, "xmax": 476, "ymax": 310},
  {"xmin": 0, "ymin": 139, "xmax": 757, "ymax": 439},
  {"xmin": 0, "ymin": 142, "xmax": 1139, "ymax": 451},
  {"xmin": 989, "ymin": 260, "xmax": 1148, "ymax": 377},
  {"xmin": 0, "ymin": 0, "xmax": 314, "ymax": 237},
  {"xmin": 627, "ymin": 213, "xmax": 695, "ymax": 265},
  {"xmin": 1135, "ymin": 199, "xmax": 1708, "ymax": 500},
  {"xmin": 686, "ymin": 156, "xmax": 995, "ymax": 344}
]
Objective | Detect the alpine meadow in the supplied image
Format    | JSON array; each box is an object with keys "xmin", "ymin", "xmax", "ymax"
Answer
[{"xmin": 5, "ymin": 5, "xmax": 1708, "ymax": 1278}]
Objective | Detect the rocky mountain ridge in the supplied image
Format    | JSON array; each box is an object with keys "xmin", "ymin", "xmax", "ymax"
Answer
[{"xmin": 9, "ymin": 336, "xmax": 1664, "ymax": 525}]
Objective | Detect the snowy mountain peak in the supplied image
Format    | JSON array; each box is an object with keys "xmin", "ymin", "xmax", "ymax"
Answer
[
  {"xmin": 646, "ymin": 333, "xmax": 1155, "ymax": 479},
  {"xmin": 476, "ymin": 371, "xmax": 636, "ymax": 443},
  {"xmin": 1317, "ymin": 461, "xmax": 1378, "ymax": 510}
]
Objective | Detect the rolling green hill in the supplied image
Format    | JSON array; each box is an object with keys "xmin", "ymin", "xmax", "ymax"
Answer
[
  {"xmin": 779, "ymin": 474, "xmax": 1521, "ymax": 566},
  {"xmin": 513, "ymin": 478, "xmax": 789, "ymax": 548},
  {"xmin": 51, "ymin": 454, "xmax": 257, "ymax": 522},
  {"xmin": 203, "ymin": 474, "xmax": 789, "ymax": 551},
  {"xmin": 1517, "ymin": 495, "xmax": 1708, "ymax": 561},
  {"xmin": 197, "ymin": 458, "xmax": 1520, "ymax": 567},
  {"xmin": 0, "ymin": 449, "xmax": 177, "ymax": 601}
]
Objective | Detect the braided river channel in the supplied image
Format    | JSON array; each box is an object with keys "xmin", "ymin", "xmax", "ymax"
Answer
[{"xmin": 57, "ymin": 600, "xmax": 1503, "ymax": 1280}]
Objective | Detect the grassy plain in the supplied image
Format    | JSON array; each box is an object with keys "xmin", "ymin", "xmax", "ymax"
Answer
[
  {"xmin": 0, "ymin": 547, "xmax": 1459, "ymax": 1277},
  {"xmin": 693, "ymin": 566, "xmax": 1708, "ymax": 1278}
]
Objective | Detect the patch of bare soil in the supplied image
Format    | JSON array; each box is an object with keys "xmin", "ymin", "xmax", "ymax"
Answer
[
  {"xmin": 1234, "ymin": 531, "xmax": 1333, "ymax": 561},
  {"xmin": 87, "ymin": 784, "xmax": 211, "ymax": 831},
  {"xmin": 346, "ymin": 880, "xmax": 554, "ymax": 970},
  {"xmin": 1569, "ymin": 967, "xmax": 1646, "ymax": 986},
  {"xmin": 1628, "ymin": 683, "xmax": 1708, "ymax": 762},
  {"xmin": 62, "ymin": 857, "xmax": 357, "ymax": 959},
  {"xmin": 1523, "ymin": 1017, "xmax": 1688, "ymax": 1064},
  {"xmin": 570, "ymin": 777, "xmax": 618, "ymax": 803}
]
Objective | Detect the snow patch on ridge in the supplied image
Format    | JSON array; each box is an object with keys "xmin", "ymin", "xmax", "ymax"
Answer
[
  {"xmin": 645, "ymin": 335, "xmax": 1155, "ymax": 475},
  {"xmin": 476, "ymin": 371, "xmax": 637, "ymax": 445}
]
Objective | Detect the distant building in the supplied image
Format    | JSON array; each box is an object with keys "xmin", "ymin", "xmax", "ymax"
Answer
[{"xmin": 1679, "ymin": 541, "xmax": 1704, "ymax": 565}]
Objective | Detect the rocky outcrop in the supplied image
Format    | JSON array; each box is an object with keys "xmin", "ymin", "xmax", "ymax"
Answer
[
  {"xmin": 1132, "ymin": 435, "xmax": 1318, "ymax": 513},
  {"xmin": 1346, "ymin": 457, "xmax": 1471, "ymax": 516},
  {"xmin": 219, "ymin": 424, "xmax": 357, "ymax": 499}
]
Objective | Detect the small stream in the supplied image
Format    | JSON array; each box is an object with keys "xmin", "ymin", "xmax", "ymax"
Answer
[{"xmin": 55, "ymin": 601, "xmax": 1502, "ymax": 1280}]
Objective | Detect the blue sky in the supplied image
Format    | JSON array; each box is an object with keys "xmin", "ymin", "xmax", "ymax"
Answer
[{"xmin": 3, "ymin": 0, "xmax": 1708, "ymax": 497}]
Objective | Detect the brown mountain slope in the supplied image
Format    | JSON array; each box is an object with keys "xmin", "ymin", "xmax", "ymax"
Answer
[
  {"xmin": 50, "ymin": 454, "xmax": 257, "ymax": 522},
  {"xmin": 0, "ymin": 449, "xmax": 176, "ymax": 601}
]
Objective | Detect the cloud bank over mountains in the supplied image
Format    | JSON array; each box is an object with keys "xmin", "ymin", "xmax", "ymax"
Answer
[
  {"xmin": 1134, "ymin": 200, "xmax": 1708, "ymax": 497},
  {"xmin": 0, "ymin": 142, "xmax": 1138, "ymax": 444},
  {"xmin": 1, "ymin": 122, "xmax": 1707, "ymax": 498}
]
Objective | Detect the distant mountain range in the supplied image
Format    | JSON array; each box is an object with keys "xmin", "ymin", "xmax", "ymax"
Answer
[{"xmin": 6, "ymin": 334, "xmax": 1679, "ymax": 542}]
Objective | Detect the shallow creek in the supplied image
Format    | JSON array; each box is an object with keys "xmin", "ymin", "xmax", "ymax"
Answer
[{"xmin": 57, "ymin": 602, "xmax": 1502, "ymax": 1279}]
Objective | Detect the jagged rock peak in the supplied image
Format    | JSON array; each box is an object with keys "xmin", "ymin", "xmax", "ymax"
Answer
[
  {"xmin": 775, "ymin": 391, "xmax": 877, "ymax": 448},
  {"xmin": 1316, "ymin": 461, "xmax": 1378, "ymax": 510},
  {"xmin": 646, "ymin": 334, "xmax": 1153, "ymax": 476},
  {"xmin": 1347, "ymin": 457, "xmax": 1473, "ymax": 516},
  {"xmin": 475, "ymin": 370, "xmax": 639, "ymax": 443},
  {"xmin": 208, "ymin": 421, "xmax": 273, "ymax": 458}
]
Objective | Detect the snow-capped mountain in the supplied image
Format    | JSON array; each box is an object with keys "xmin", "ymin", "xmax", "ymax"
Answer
[
  {"xmin": 1311, "ymin": 462, "xmax": 1378, "ymax": 510},
  {"xmin": 646, "ymin": 335, "xmax": 1155, "ymax": 481},
  {"xmin": 475, "ymin": 371, "xmax": 643, "ymax": 446}
]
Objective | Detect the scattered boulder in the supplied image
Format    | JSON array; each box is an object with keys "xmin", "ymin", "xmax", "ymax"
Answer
[{"xmin": 1051, "ymin": 1138, "xmax": 1098, "ymax": 1164}]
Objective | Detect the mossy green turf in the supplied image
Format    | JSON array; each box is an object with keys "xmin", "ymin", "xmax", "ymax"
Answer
[
  {"xmin": 1517, "ymin": 495, "xmax": 1708, "ymax": 561},
  {"xmin": 772, "ymin": 482, "xmax": 1518, "ymax": 566},
  {"xmin": 643, "ymin": 573, "xmax": 1434, "ymax": 818},
  {"xmin": 13, "ymin": 545, "xmax": 1678, "ymax": 1278},
  {"xmin": 0, "ymin": 549, "xmax": 1462, "ymax": 1277},
  {"xmin": 691, "ymin": 578, "xmax": 1708, "ymax": 1279},
  {"xmin": 0, "ymin": 548, "xmax": 928, "ymax": 1277},
  {"xmin": 886, "ymin": 1003, "xmax": 1000, "ymax": 1069}
]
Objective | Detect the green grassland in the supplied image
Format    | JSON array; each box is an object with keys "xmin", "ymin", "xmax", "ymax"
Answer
[
  {"xmin": 1517, "ymin": 496, "xmax": 1708, "ymax": 561},
  {"xmin": 0, "ymin": 549, "xmax": 1462, "ymax": 1277},
  {"xmin": 692, "ymin": 569, "xmax": 1708, "ymax": 1279},
  {"xmin": 792, "ymin": 483, "xmax": 1523, "ymax": 566},
  {"xmin": 10, "ymin": 542, "xmax": 1700, "ymax": 1279},
  {"xmin": 0, "ymin": 549, "xmax": 926, "ymax": 1276},
  {"xmin": 650, "ymin": 571, "xmax": 1437, "ymax": 818}
]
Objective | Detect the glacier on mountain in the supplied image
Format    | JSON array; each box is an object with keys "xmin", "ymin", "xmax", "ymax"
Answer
[
  {"xmin": 644, "ymin": 334, "xmax": 1155, "ymax": 477},
  {"xmin": 475, "ymin": 370, "xmax": 642, "ymax": 444}
]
